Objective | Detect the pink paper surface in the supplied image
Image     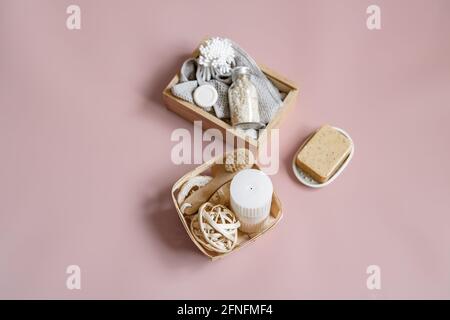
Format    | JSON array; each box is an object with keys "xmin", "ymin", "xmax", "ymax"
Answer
[{"xmin": 0, "ymin": 0, "xmax": 449, "ymax": 299}]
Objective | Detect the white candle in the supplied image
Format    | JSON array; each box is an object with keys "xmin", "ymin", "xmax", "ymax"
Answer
[{"xmin": 230, "ymin": 169, "xmax": 273, "ymax": 233}]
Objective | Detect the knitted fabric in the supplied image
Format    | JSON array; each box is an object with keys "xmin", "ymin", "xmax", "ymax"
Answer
[
  {"xmin": 230, "ymin": 40, "xmax": 282, "ymax": 123},
  {"xmin": 170, "ymin": 40, "xmax": 283, "ymax": 124},
  {"xmin": 171, "ymin": 58, "xmax": 230, "ymax": 118}
]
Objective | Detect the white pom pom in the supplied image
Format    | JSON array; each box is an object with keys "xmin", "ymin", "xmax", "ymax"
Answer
[{"xmin": 198, "ymin": 37, "xmax": 235, "ymax": 76}]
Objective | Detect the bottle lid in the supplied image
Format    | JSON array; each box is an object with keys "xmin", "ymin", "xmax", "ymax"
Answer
[
  {"xmin": 193, "ymin": 84, "xmax": 218, "ymax": 109},
  {"xmin": 232, "ymin": 66, "xmax": 251, "ymax": 82}
]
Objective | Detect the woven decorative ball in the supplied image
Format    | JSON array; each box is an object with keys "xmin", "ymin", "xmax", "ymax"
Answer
[
  {"xmin": 224, "ymin": 148, "xmax": 255, "ymax": 173},
  {"xmin": 190, "ymin": 203, "xmax": 240, "ymax": 253}
]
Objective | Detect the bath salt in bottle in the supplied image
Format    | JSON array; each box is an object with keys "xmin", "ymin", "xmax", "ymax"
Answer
[{"xmin": 228, "ymin": 67, "xmax": 264, "ymax": 130}]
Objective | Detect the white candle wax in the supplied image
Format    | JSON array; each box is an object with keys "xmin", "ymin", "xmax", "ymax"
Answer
[{"xmin": 230, "ymin": 169, "xmax": 273, "ymax": 233}]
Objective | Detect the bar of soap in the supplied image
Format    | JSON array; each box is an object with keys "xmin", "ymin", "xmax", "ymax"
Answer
[{"xmin": 296, "ymin": 125, "xmax": 352, "ymax": 183}]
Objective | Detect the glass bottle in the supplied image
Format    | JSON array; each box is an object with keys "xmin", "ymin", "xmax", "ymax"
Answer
[{"xmin": 228, "ymin": 67, "xmax": 263, "ymax": 130}]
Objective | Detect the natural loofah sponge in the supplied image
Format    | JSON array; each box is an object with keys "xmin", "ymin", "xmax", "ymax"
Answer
[
  {"xmin": 209, "ymin": 181, "xmax": 231, "ymax": 207},
  {"xmin": 224, "ymin": 148, "xmax": 255, "ymax": 173},
  {"xmin": 177, "ymin": 175, "xmax": 213, "ymax": 205}
]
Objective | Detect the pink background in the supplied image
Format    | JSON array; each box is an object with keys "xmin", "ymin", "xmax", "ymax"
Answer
[{"xmin": 1, "ymin": 0, "xmax": 449, "ymax": 299}]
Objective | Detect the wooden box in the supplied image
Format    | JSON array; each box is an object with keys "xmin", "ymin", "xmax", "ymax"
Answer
[
  {"xmin": 163, "ymin": 45, "xmax": 299, "ymax": 149},
  {"xmin": 171, "ymin": 152, "xmax": 283, "ymax": 260}
]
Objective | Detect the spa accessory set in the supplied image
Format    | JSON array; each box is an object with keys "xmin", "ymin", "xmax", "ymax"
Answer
[
  {"xmin": 163, "ymin": 37, "xmax": 299, "ymax": 149},
  {"xmin": 170, "ymin": 37, "xmax": 283, "ymax": 137},
  {"xmin": 164, "ymin": 37, "xmax": 354, "ymax": 259},
  {"xmin": 172, "ymin": 148, "xmax": 281, "ymax": 259}
]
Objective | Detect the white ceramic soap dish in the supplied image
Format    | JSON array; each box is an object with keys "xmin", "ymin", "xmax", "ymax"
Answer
[{"xmin": 292, "ymin": 127, "xmax": 354, "ymax": 188}]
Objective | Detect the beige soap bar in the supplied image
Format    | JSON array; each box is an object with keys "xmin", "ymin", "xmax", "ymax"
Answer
[{"xmin": 296, "ymin": 125, "xmax": 352, "ymax": 183}]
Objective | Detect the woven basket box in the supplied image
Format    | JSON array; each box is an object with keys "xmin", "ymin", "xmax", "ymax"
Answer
[
  {"xmin": 162, "ymin": 43, "xmax": 299, "ymax": 149},
  {"xmin": 171, "ymin": 152, "xmax": 283, "ymax": 260}
]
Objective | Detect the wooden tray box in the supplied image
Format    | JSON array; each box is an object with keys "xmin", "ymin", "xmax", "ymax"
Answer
[
  {"xmin": 163, "ymin": 45, "xmax": 299, "ymax": 149},
  {"xmin": 171, "ymin": 152, "xmax": 283, "ymax": 260}
]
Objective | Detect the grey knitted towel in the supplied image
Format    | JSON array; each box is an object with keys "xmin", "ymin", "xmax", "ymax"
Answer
[
  {"xmin": 230, "ymin": 40, "xmax": 283, "ymax": 123},
  {"xmin": 171, "ymin": 58, "xmax": 230, "ymax": 118},
  {"xmin": 170, "ymin": 40, "xmax": 283, "ymax": 124}
]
